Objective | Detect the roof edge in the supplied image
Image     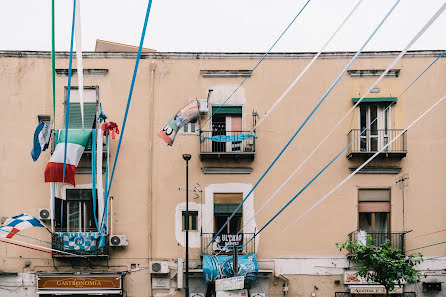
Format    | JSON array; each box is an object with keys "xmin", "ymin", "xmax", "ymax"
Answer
[{"xmin": 0, "ymin": 50, "xmax": 444, "ymax": 59}]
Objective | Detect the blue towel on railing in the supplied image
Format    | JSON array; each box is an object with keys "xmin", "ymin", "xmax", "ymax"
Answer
[{"xmin": 202, "ymin": 134, "xmax": 257, "ymax": 143}]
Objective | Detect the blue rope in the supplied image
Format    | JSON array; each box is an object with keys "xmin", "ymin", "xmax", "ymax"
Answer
[
  {"xmin": 200, "ymin": 0, "xmax": 312, "ymax": 128},
  {"xmin": 105, "ymin": 0, "xmax": 153, "ymax": 206},
  {"xmin": 205, "ymin": 0, "xmax": 401, "ymax": 251},
  {"xmin": 243, "ymin": 44, "xmax": 445, "ymax": 248},
  {"xmin": 99, "ymin": 135, "xmax": 109, "ymax": 235},
  {"xmin": 61, "ymin": 0, "xmax": 77, "ymax": 230},
  {"xmin": 92, "ymin": 129, "xmax": 99, "ymax": 230}
]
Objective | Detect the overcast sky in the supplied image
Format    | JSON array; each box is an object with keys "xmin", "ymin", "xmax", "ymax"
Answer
[{"xmin": 0, "ymin": 0, "xmax": 445, "ymax": 52}]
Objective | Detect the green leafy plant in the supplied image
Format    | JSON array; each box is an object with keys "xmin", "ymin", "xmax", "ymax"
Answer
[{"xmin": 337, "ymin": 236, "xmax": 423, "ymax": 296}]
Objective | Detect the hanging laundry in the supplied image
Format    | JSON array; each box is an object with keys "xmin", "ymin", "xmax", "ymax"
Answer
[
  {"xmin": 31, "ymin": 122, "xmax": 52, "ymax": 162},
  {"xmin": 0, "ymin": 214, "xmax": 46, "ymax": 239},
  {"xmin": 97, "ymin": 103, "xmax": 108, "ymax": 123},
  {"xmin": 101, "ymin": 121, "xmax": 120, "ymax": 139},
  {"xmin": 202, "ymin": 134, "xmax": 257, "ymax": 143},
  {"xmin": 158, "ymin": 100, "xmax": 199, "ymax": 146},
  {"xmin": 44, "ymin": 129, "xmax": 92, "ymax": 186}
]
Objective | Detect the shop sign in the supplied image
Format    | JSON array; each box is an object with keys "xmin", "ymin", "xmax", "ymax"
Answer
[
  {"xmin": 216, "ymin": 289, "xmax": 248, "ymax": 297},
  {"xmin": 216, "ymin": 276, "xmax": 244, "ymax": 291},
  {"xmin": 38, "ymin": 275, "xmax": 121, "ymax": 289},
  {"xmin": 349, "ymin": 285, "xmax": 403, "ymax": 294}
]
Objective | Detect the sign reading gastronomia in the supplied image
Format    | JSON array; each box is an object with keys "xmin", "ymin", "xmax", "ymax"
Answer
[
  {"xmin": 38, "ymin": 275, "xmax": 121, "ymax": 289},
  {"xmin": 203, "ymin": 254, "xmax": 257, "ymax": 283},
  {"xmin": 215, "ymin": 276, "xmax": 244, "ymax": 291}
]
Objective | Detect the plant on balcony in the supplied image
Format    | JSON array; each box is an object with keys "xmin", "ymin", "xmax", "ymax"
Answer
[{"xmin": 337, "ymin": 236, "xmax": 423, "ymax": 297}]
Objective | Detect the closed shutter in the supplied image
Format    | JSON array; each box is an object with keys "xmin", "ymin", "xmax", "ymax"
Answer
[
  {"xmin": 212, "ymin": 106, "xmax": 242, "ymax": 115},
  {"xmin": 231, "ymin": 116, "xmax": 242, "ymax": 131}
]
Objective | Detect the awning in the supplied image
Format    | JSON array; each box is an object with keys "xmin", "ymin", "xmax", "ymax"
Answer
[
  {"xmin": 212, "ymin": 106, "xmax": 242, "ymax": 114},
  {"xmin": 352, "ymin": 97, "xmax": 397, "ymax": 103}
]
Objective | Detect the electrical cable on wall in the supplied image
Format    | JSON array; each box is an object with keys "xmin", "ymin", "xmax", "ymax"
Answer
[{"xmin": 206, "ymin": 0, "xmax": 401, "ymax": 252}]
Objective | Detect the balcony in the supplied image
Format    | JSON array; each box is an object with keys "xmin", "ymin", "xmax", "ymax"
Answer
[
  {"xmin": 348, "ymin": 231, "xmax": 406, "ymax": 252},
  {"xmin": 347, "ymin": 129, "xmax": 406, "ymax": 159},
  {"xmin": 199, "ymin": 131, "xmax": 256, "ymax": 161},
  {"xmin": 52, "ymin": 233, "xmax": 109, "ymax": 258},
  {"xmin": 201, "ymin": 233, "xmax": 256, "ymax": 255}
]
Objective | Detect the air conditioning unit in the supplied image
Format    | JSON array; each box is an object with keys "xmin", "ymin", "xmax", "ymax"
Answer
[
  {"xmin": 191, "ymin": 294, "xmax": 205, "ymax": 297},
  {"xmin": 150, "ymin": 261, "xmax": 169, "ymax": 274},
  {"xmin": 198, "ymin": 99, "xmax": 209, "ymax": 113},
  {"xmin": 109, "ymin": 235, "xmax": 128, "ymax": 247},
  {"xmin": 38, "ymin": 208, "xmax": 51, "ymax": 220}
]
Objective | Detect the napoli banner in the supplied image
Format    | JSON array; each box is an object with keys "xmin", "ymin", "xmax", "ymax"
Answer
[
  {"xmin": 203, "ymin": 254, "xmax": 258, "ymax": 283},
  {"xmin": 158, "ymin": 100, "xmax": 199, "ymax": 146}
]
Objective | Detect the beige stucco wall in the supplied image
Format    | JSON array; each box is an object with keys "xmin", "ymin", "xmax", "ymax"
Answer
[{"xmin": 0, "ymin": 51, "xmax": 445, "ymax": 296}]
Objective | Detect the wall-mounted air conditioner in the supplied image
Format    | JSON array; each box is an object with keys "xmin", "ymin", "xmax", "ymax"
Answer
[
  {"xmin": 38, "ymin": 208, "xmax": 51, "ymax": 220},
  {"xmin": 150, "ymin": 261, "xmax": 169, "ymax": 274},
  {"xmin": 109, "ymin": 235, "xmax": 128, "ymax": 247},
  {"xmin": 198, "ymin": 99, "xmax": 208, "ymax": 113}
]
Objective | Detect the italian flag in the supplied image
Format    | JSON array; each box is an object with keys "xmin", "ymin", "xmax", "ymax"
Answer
[{"xmin": 44, "ymin": 129, "xmax": 92, "ymax": 186}]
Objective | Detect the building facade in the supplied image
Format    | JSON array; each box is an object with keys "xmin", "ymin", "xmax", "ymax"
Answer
[{"xmin": 0, "ymin": 49, "xmax": 445, "ymax": 297}]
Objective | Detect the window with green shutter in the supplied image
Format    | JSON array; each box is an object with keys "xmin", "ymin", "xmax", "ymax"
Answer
[{"xmin": 64, "ymin": 86, "xmax": 99, "ymax": 150}]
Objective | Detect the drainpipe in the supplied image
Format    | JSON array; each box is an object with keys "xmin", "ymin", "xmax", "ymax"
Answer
[{"xmin": 148, "ymin": 61, "xmax": 157, "ymax": 296}]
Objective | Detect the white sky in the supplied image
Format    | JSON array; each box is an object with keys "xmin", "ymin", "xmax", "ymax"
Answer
[{"xmin": 0, "ymin": 0, "xmax": 445, "ymax": 52}]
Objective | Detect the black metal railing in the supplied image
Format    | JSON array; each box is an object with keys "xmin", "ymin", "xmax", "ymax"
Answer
[
  {"xmin": 199, "ymin": 131, "xmax": 256, "ymax": 154},
  {"xmin": 51, "ymin": 233, "xmax": 109, "ymax": 257},
  {"xmin": 348, "ymin": 231, "xmax": 406, "ymax": 251},
  {"xmin": 201, "ymin": 233, "xmax": 256, "ymax": 255},
  {"xmin": 347, "ymin": 129, "xmax": 406, "ymax": 155}
]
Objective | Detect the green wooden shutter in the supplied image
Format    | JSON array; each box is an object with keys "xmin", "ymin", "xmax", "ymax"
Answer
[{"xmin": 65, "ymin": 102, "xmax": 97, "ymax": 150}]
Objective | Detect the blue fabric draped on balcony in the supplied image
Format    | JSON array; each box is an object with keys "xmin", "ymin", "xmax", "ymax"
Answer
[{"xmin": 201, "ymin": 134, "xmax": 257, "ymax": 143}]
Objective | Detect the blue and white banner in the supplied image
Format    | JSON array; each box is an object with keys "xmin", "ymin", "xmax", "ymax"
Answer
[
  {"xmin": 57, "ymin": 232, "xmax": 102, "ymax": 251},
  {"xmin": 203, "ymin": 254, "xmax": 258, "ymax": 283},
  {"xmin": 31, "ymin": 122, "xmax": 51, "ymax": 162}
]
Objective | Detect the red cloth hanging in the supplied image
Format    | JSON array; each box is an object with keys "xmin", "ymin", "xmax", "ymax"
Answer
[{"xmin": 101, "ymin": 121, "xmax": 120, "ymax": 139}]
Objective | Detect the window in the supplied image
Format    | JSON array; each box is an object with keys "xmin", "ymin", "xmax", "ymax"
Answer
[
  {"xmin": 38, "ymin": 115, "xmax": 51, "ymax": 127},
  {"xmin": 182, "ymin": 211, "xmax": 198, "ymax": 231},
  {"xmin": 64, "ymin": 86, "xmax": 99, "ymax": 151},
  {"xmin": 358, "ymin": 189, "xmax": 390, "ymax": 235},
  {"xmin": 55, "ymin": 189, "xmax": 98, "ymax": 232},
  {"xmin": 359, "ymin": 103, "xmax": 391, "ymax": 152},
  {"xmin": 182, "ymin": 118, "xmax": 198, "ymax": 134},
  {"xmin": 214, "ymin": 193, "xmax": 243, "ymax": 233},
  {"xmin": 211, "ymin": 106, "xmax": 242, "ymax": 152}
]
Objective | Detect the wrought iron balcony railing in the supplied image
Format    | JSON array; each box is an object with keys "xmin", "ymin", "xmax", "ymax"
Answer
[
  {"xmin": 347, "ymin": 129, "xmax": 406, "ymax": 159},
  {"xmin": 201, "ymin": 233, "xmax": 256, "ymax": 255},
  {"xmin": 348, "ymin": 231, "xmax": 406, "ymax": 252},
  {"xmin": 52, "ymin": 233, "xmax": 109, "ymax": 258},
  {"xmin": 199, "ymin": 131, "xmax": 255, "ymax": 161}
]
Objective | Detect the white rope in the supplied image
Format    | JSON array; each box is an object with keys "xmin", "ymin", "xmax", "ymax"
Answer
[
  {"xmin": 0, "ymin": 237, "xmax": 87, "ymax": 258},
  {"xmin": 253, "ymin": 0, "xmax": 364, "ymax": 130},
  {"xmin": 282, "ymin": 91, "xmax": 446, "ymax": 233},
  {"xmin": 75, "ymin": 0, "xmax": 84, "ymax": 129},
  {"xmin": 237, "ymin": 2, "xmax": 446, "ymax": 237}
]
